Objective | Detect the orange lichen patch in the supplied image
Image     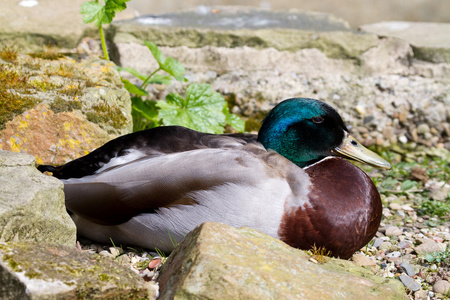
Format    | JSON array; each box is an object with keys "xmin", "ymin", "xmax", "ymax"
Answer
[{"xmin": 0, "ymin": 104, "xmax": 111, "ymax": 165}]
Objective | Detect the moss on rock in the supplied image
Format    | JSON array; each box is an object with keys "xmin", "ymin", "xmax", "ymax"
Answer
[{"xmin": 0, "ymin": 242, "xmax": 151, "ymax": 299}]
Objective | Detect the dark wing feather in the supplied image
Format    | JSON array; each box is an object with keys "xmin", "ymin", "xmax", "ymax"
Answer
[{"xmin": 38, "ymin": 126, "xmax": 258, "ymax": 179}]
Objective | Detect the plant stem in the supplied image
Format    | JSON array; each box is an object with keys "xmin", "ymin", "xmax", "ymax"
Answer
[
  {"xmin": 99, "ymin": 25, "xmax": 110, "ymax": 61},
  {"xmin": 141, "ymin": 68, "xmax": 161, "ymax": 89}
]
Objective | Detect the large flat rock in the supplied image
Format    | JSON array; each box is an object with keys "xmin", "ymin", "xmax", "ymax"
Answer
[
  {"xmin": 110, "ymin": 8, "xmax": 380, "ymax": 60},
  {"xmin": 158, "ymin": 222, "xmax": 407, "ymax": 299},
  {"xmin": 361, "ymin": 22, "xmax": 450, "ymax": 63},
  {"xmin": 130, "ymin": 7, "xmax": 351, "ymax": 31},
  {"xmin": 127, "ymin": 0, "xmax": 450, "ymax": 27}
]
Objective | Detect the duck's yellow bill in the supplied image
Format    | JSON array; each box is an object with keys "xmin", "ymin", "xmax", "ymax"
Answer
[{"xmin": 332, "ymin": 133, "xmax": 391, "ymax": 170}]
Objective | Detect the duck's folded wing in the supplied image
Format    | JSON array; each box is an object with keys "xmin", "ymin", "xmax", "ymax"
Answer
[
  {"xmin": 63, "ymin": 145, "xmax": 299, "ymax": 225},
  {"xmin": 43, "ymin": 126, "xmax": 258, "ymax": 179}
]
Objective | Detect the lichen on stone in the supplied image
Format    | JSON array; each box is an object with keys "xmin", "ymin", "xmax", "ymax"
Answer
[{"xmin": 0, "ymin": 242, "xmax": 150, "ymax": 298}]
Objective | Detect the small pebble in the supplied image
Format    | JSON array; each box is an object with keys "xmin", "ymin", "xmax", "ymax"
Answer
[
  {"xmin": 414, "ymin": 242, "xmax": 445, "ymax": 255},
  {"xmin": 399, "ymin": 262, "xmax": 416, "ymax": 276},
  {"xmin": 380, "ymin": 262, "xmax": 387, "ymax": 269},
  {"xmin": 398, "ymin": 241, "xmax": 411, "ymax": 249},
  {"xmin": 385, "ymin": 226, "xmax": 402, "ymax": 236},
  {"xmin": 98, "ymin": 250, "xmax": 114, "ymax": 258},
  {"xmin": 401, "ymin": 205, "xmax": 414, "ymax": 211},
  {"xmin": 109, "ymin": 247, "xmax": 124, "ymax": 257},
  {"xmin": 398, "ymin": 135, "xmax": 408, "ymax": 143},
  {"xmin": 399, "ymin": 275, "xmax": 421, "ymax": 291},
  {"xmin": 379, "ymin": 242, "xmax": 393, "ymax": 251},
  {"xmin": 148, "ymin": 257, "xmax": 163, "ymax": 269},
  {"xmin": 414, "ymin": 290, "xmax": 428, "ymax": 300},
  {"xmin": 396, "ymin": 210, "xmax": 405, "ymax": 218},
  {"xmin": 433, "ymin": 280, "xmax": 450, "ymax": 295},
  {"xmin": 389, "ymin": 203, "xmax": 402, "ymax": 210},
  {"xmin": 386, "ymin": 251, "xmax": 402, "ymax": 258},
  {"xmin": 417, "ymin": 124, "xmax": 430, "ymax": 134},
  {"xmin": 117, "ymin": 254, "xmax": 131, "ymax": 265},
  {"xmin": 373, "ymin": 238, "xmax": 384, "ymax": 249}
]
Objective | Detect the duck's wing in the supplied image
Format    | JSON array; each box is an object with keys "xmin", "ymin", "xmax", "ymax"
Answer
[
  {"xmin": 38, "ymin": 126, "xmax": 258, "ymax": 179},
  {"xmin": 63, "ymin": 143, "xmax": 307, "ymax": 226}
]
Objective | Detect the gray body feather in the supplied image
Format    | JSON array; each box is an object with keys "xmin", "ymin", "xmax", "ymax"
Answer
[{"xmin": 64, "ymin": 143, "xmax": 311, "ymax": 251}]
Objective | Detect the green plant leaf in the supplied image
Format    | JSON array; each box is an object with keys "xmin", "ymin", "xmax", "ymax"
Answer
[
  {"xmin": 117, "ymin": 67, "xmax": 147, "ymax": 81},
  {"xmin": 118, "ymin": 67, "xmax": 172, "ymax": 85},
  {"xmin": 144, "ymin": 41, "xmax": 166, "ymax": 68},
  {"xmin": 122, "ymin": 79, "xmax": 149, "ymax": 96},
  {"xmin": 157, "ymin": 83, "xmax": 227, "ymax": 134},
  {"xmin": 401, "ymin": 180, "xmax": 417, "ymax": 191},
  {"xmin": 223, "ymin": 105, "xmax": 245, "ymax": 132},
  {"xmin": 144, "ymin": 42, "xmax": 186, "ymax": 82},
  {"xmin": 149, "ymin": 74, "xmax": 172, "ymax": 85},
  {"xmin": 80, "ymin": 0, "xmax": 129, "ymax": 26},
  {"xmin": 162, "ymin": 57, "xmax": 186, "ymax": 82},
  {"xmin": 80, "ymin": 1, "xmax": 105, "ymax": 26},
  {"xmin": 131, "ymin": 97, "xmax": 158, "ymax": 122},
  {"xmin": 425, "ymin": 253, "xmax": 435, "ymax": 262}
]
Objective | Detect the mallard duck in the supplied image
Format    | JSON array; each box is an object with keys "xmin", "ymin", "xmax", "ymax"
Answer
[{"xmin": 38, "ymin": 98, "xmax": 390, "ymax": 259}]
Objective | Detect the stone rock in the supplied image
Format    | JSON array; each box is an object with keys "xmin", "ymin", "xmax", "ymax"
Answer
[
  {"xmin": 389, "ymin": 203, "xmax": 403, "ymax": 210},
  {"xmin": 0, "ymin": 150, "xmax": 76, "ymax": 246},
  {"xmin": 373, "ymin": 238, "xmax": 384, "ymax": 248},
  {"xmin": 158, "ymin": 222, "xmax": 407, "ymax": 299},
  {"xmin": 399, "ymin": 262, "xmax": 416, "ymax": 276},
  {"xmin": 129, "ymin": 7, "xmax": 352, "ymax": 31},
  {"xmin": 417, "ymin": 123, "xmax": 430, "ymax": 135},
  {"xmin": 433, "ymin": 280, "xmax": 450, "ymax": 295},
  {"xmin": 413, "ymin": 290, "xmax": 428, "ymax": 299},
  {"xmin": 424, "ymin": 180, "xmax": 450, "ymax": 201},
  {"xmin": 127, "ymin": 1, "xmax": 450, "ymax": 28},
  {"xmin": 386, "ymin": 226, "xmax": 403, "ymax": 236},
  {"xmin": 399, "ymin": 275, "xmax": 421, "ymax": 292},
  {"xmin": 0, "ymin": 242, "xmax": 154, "ymax": 299},
  {"xmin": 379, "ymin": 242, "xmax": 394, "ymax": 251},
  {"xmin": 359, "ymin": 37, "xmax": 412, "ymax": 75},
  {"xmin": 414, "ymin": 242, "xmax": 446, "ymax": 255},
  {"xmin": 111, "ymin": 13, "xmax": 380, "ymax": 59},
  {"xmin": 0, "ymin": 53, "xmax": 133, "ymax": 165},
  {"xmin": 360, "ymin": 22, "xmax": 450, "ymax": 63}
]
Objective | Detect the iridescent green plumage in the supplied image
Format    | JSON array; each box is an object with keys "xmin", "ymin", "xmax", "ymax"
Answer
[{"xmin": 257, "ymin": 98, "xmax": 348, "ymax": 168}]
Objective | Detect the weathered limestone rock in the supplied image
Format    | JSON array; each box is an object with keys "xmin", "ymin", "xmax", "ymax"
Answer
[
  {"xmin": 0, "ymin": 242, "xmax": 154, "ymax": 299},
  {"xmin": 127, "ymin": 1, "xmax": 450, "ymax": 28},
  {"xmin": 158, "ymin": 222, "xmax": 407, "ymax": 299},
  {"xmin": 115, "ymin": 42, "xmax": 450, "ymax": 147},
  {"xmin": 110, "ymin": 8, "xmax": 380, "ymax": 60},
  {"xmin": 360, "ymin": 22, "xmax": 450, "ymax": 63},
  {"xmin": 0, "ymin": 150, "xmax": 76, "ymax": 246},
  {"xmin": 0, "ymin": 53, "xmax": 132, "ymax": 164}
]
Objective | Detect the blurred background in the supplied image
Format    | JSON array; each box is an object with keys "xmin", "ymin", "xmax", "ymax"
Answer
[{"xmin": 127, "ymin": 0, "xmax": 450, "ymax": 27}]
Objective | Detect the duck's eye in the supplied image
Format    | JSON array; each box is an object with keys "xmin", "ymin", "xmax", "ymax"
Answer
[{"xmin": 311, "ymin": 116, "xmax": 324, "ymax": 124}]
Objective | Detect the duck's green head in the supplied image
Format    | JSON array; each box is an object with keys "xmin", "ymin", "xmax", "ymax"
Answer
[{"xmin": 257, "ymin": 98, "xmax": 391, "ymax": 169}]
